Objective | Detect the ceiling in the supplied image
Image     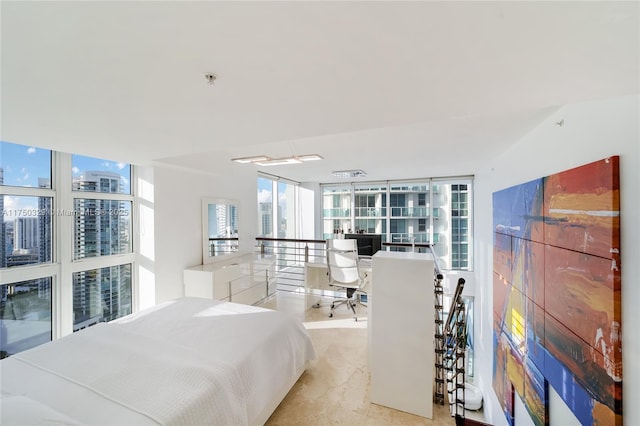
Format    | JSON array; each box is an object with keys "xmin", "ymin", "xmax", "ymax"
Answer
[{"xmin": 1, "ymin": 1, "xmax": 638, "ymax": 184}]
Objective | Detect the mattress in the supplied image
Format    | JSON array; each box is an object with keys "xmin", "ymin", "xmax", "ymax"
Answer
[{"xmin": 0, "ymin": 297, "xmax": 316, "ymax": 425}]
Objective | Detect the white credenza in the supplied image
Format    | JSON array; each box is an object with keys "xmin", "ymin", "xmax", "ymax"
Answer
[
  {"xmin": 370, "ymin": 251, "xmax": 435, "ymax": 418},
  {"xmin": 184, "ymin": 254, "xmax": 276, "ymax": 305}
]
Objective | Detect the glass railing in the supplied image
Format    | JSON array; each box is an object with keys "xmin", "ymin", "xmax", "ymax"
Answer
[
  {"xmin": 354, "ymin": 207, "xmax": 386, "ymax": 217},
  {"xmin": 322, "ymin": 208, "xmax": 351, "ymax": 218},
  {"xmin": 390, "ymin": 206, "xmax": 429, "ymax": 217},
  {"xmin": 389, "ymin": 232, "xmax": 430, "ymax": 243}
]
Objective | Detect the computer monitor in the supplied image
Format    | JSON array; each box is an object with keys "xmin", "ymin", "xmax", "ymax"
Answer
[{"xmin": 345, "ymin": 234, "xmax": 382, "ymax": 256}]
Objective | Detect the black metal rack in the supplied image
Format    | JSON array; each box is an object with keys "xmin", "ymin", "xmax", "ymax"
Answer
[
  {"xmin": 434, "ymin": 271, "xmax": 446, "ymax": 405},
  {"xmin": 443, "ymin": 278, "xmax": 467, "ymax": 419}
]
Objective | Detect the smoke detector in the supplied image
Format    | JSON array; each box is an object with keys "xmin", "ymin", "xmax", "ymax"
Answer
[{"xmin": 204, "ymin": 73, "xmax": 217, "ymax": 85}]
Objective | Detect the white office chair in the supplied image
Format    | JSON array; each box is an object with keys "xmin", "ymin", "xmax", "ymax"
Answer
[{"xmin": 326, "ymin": 239, "xmax": 369, "ymax": 321}]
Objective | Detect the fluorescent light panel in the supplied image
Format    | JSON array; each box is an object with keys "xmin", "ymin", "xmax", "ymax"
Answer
[
  {"xmin": 297, "ymin": 154, "xmax": 323, "ymax": 162},
  {"xmin": 231, "ymin": 155, "xmax": 269, "ymax": 164},
  {"xmin": 254, "ymin": 157, "xmax": 302, "ymax": 166},
  {"xmin": 232, "ymin": 154, "xmax": 323, "ymax": 166}
]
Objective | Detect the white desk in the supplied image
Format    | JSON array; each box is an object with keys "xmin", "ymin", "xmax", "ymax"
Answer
[{"xmin": 369, "ymin": 251, "xmax": 435, "ymax": 418}]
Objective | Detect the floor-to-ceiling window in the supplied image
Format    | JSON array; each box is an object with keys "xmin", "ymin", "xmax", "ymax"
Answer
[
  {"xmin": 257, "ymin": 174, "xmax": 300, "ymax": 239},
  {"xmin": 257, "ymin": 176, "xmax": 274, "ymax": 237},
  {"xmin": 0, "ymin": 141, "xmax": 135, "ymax": 357},
  {"xmin": 354, "ymin": 183, "xmax": 386, "ymax": 238},
  {"xmin": 0, "ymin": 142, "xmax": 53, "ymax": 358},
  {"xmin": 448, "ymin": 182, "xmax": 471, "ymax": 269},
  {"xmin": 321, "ymin": 177, "xmax": 473, "ymax": 271},
  {"xmin": 389, "ymin": 182, "xmax": 429, "ymax": 245},
  {"xmin": 257, "ymin": 174, "xmax": 301, "ymax": 271},
  {"xmin": 322, "ymin": 185, "xmax": 352, "ymax": 239},
  {"xmin": 70, "ymin": 155, "xmax": 133, "ymax": 331}
]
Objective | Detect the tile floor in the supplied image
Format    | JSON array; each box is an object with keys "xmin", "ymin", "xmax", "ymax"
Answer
[{"xmin": 260, "ymin": 291, "xmax": 485, "ymax": 425}]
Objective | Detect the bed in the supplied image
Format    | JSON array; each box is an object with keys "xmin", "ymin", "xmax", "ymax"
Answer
[{"xmin": 0, "ymin": 297, "xmax": 316, "ymax": 425}]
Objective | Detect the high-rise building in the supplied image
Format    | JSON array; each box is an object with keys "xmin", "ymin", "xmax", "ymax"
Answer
[
  {"xmin": 0, "ymin": 168, "xmax": 5, "ymax": 268},
  {"xmin": 322, "ymin": 180, "xmax": 472, "ymax": 270},
  {"xmin": 37, "ymin": 178, "xmax": 52, "ymax": 264},
  {"xmin": 0, "ymin": 168, "xmax": 5, "ymax": 304},
  {"xmin": 14, "ymin": 217, "xmax": 38, "ymax": 253},
  {"xmin": 259, "ymin": 202, "xmax": 273, "ymax": 237},
  {"xmin": 72, "ymin": 171, "xmax": 130, "ymax": 330},
  {"xmin": 36, "ymin": 178, "xmax": 52, "ymax": 300},
  {"xmin": 322, "ymin": 186, "xmax": 352, "ymax": 238}
]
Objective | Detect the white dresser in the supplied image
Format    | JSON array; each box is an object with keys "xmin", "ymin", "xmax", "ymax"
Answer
[
  {"xmin": 184, "ymin": 254, "xmax": 276, "ymax": 305},
  {"xmin": 369, "ymin": 251, "xmax": 435, "ymax": 418}
]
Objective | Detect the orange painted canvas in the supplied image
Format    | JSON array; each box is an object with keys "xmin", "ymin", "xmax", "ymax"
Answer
[{"xmin": 492, "ymin": 157, "xmax": 621, "ymax": 425}]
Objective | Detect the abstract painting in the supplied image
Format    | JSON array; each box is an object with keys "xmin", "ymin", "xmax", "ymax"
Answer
[{"xmin": 492, "ymin": 157, "xmax": 622, "ymax": 425}]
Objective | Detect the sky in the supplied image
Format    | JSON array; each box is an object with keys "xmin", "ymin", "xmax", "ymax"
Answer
[
  {"xmin": 1, "ymin": 141, "xmax": 131, "ymax": 221},
  {"xmin": 257, "ymin": 176, "xmax": 287, "ymax": 207}
]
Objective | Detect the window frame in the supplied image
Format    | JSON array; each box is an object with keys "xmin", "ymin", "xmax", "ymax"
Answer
[
  {"xmin": 320, "ymin": 176, "xmax": 474, "ymax": 271},
  {"xmin": 257, "ymin": 173, "xmax": 301, "ymax": 240},
  {"xmin": 1, "ymin": 146, "xmax": 137, "ymax": 344}
]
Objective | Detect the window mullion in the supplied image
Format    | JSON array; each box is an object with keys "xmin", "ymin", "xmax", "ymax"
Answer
[
  {"xmin": 350, "ymin": 186, "xmax": 355, "ymax": 234},
  {"xmin": 0, "ymin": 186, "xmax": 56, "ymax": 197},
  {"xmin": 385, "ymin": 185, "xmax": 390, "ymax": 244},
  {"xmin": 429, "ymin": 178, "xmax": 434, "ymax": 246},
  {"xmin": 54, "ymin": 152, "xmax": 74, "ymax": 338},
  {"xmin": 271, "ymin": 180, "xmax": 278, "ymax": 239},
  {"xmin": 0, "ymin": 263, "xmax": 58, "ymax": 285},
  {"xmin": 70, "ymin": 192, "xmax": 134, "ymax": 202},
  {"xmin": 69, "ymin": 253, "xmax": 136, "ymax": 274}
]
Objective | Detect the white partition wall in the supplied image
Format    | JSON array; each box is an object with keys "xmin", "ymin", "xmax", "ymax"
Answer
[{"xmin": 370, "ymin": 251, "xmax": 435, "ymax": 418}]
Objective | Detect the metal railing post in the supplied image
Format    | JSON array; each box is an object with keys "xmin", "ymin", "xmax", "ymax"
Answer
[{"xmin": 254, "ymin": 237, "xmax": 329, "ymax": 292}]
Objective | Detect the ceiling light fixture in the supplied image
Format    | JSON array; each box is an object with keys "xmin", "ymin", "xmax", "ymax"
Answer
[
  {"xmin": 232, "ymin": 154, "xmax": 323, "ymax": 166},
  {"xmin": 231, "ymin": 155, "xmax": 269, "ymax": 164},
  {"xmin": 296, "ymin": 154, "xmax": 323, "ymax": 162},
  {"xmin": 255, "ymin": 157, "xmax": 302, "ymax": 166},
  {"xmin": 332, "ymin": 169, "xmax": 367, "ymax": 178}
]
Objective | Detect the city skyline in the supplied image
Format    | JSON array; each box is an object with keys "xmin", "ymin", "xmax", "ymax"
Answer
[
  {"xmin": 2, "ymin": 141, "xmax": 133, "ymax": 342},
  {"xmin": 1, "ymin": 140, "xmax": 131, "ymax": 221}
]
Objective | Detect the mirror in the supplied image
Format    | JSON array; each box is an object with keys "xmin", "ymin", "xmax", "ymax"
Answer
[{"xmin": 202, "ymin": 198, "xmax": 240, "ymax": 263}]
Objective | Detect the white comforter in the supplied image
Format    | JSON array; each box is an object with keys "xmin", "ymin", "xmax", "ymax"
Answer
[{"xmin": 0, "ymin": 297, "xmax": 316, "ymax": 426}]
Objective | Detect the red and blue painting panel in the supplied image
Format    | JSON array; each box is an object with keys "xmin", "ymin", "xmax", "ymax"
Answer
[{"xmin": 492, "ymin": 157, "xmax": 621, "ymax": 426}]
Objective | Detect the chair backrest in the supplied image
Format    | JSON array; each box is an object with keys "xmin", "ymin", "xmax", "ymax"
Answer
[{"xmin": 326, "ymin": 239, "xmax": 361, "ymax": 287}]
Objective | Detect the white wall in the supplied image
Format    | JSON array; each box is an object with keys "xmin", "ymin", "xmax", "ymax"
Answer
[
  {"xmin": 153, "ymin": 165, "xmax": 257, "ymax": 303},
  {"xmin": 135, "ymin": 165, "xmax": 156, "ymax": 311},
  {"xmin": 473, "ymin": 95, "xmax": 639, "ymax": 425},
  {"xmin": 299, "ymin": 185, "xmax": 316, "ymax": 240},
  {"xmin": 301, "ymin": 181, "xmax": 323, "ymax": 240}
]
